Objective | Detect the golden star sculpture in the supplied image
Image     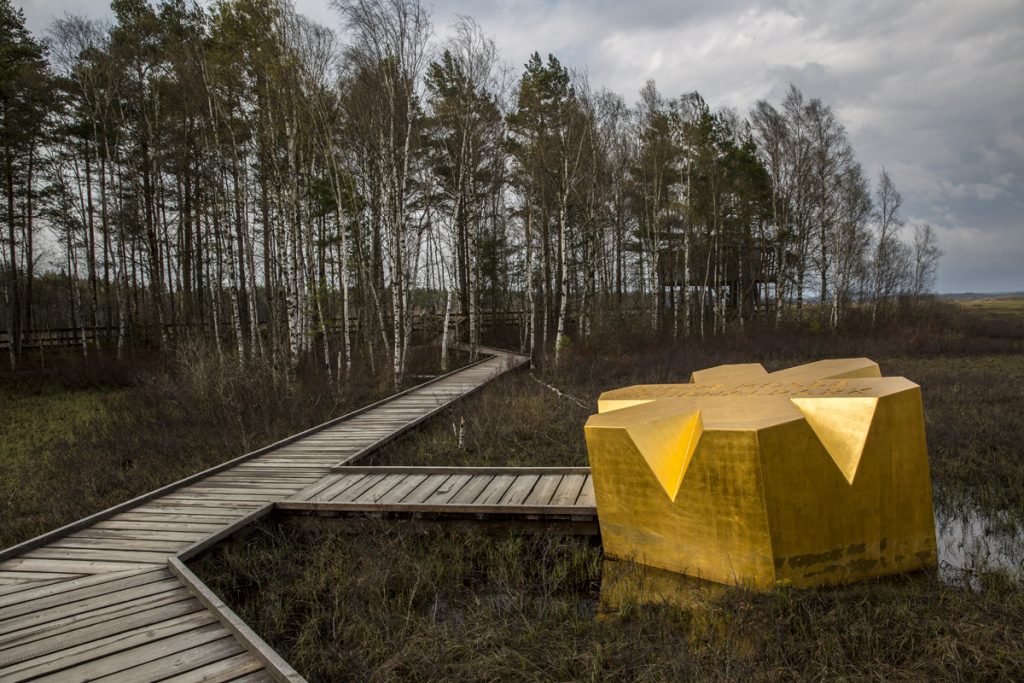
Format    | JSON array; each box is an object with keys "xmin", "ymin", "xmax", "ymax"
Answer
[{"xmin": 584, "ymin": 358, "xmax": 938, "ymax": 589}]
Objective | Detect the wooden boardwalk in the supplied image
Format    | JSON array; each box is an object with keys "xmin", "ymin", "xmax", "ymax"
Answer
[
  {"xmin": 0, "ymin": 348, "xmax": 599, "ymax": 682},
  {"xmin": 282, "ymin": 466, "xmax": 595, "ymax": 515}
]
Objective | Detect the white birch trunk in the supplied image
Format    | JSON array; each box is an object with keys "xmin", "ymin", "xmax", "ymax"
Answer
[
  {"xmin": 554, "ymin": 176, "xmax": 570, "ymax": 365},
  {"xmin": 440, "ymin": 288, "xmax": 453, "ymax": 371},
  {"xmin": 526, "ymin": 205, "xmax": 536, "ymax": 367}
]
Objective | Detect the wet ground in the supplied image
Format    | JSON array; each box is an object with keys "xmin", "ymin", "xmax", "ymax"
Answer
[{"xmin": 936, "ymin": 507, "xmax": 1024, "ymax": 584}]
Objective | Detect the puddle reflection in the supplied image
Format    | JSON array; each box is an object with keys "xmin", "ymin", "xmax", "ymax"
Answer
[{"xmin": 935, "ymin": 508, "xmax": 1024, "ymax": 583}]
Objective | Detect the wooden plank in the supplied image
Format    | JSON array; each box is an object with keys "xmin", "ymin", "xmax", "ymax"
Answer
[
  {"xmin": 210, "ymin": 474, "xmax": 325, "ymax": 481},
  {"xmin": 325, "ymin": 474, "xmax": 388, "ymax": 503},
  {"xmin": 396, "ymin": 474, "xmax": 450, "ymax": 504},
  {"xmin": 576, "ymin": 477, "xmax": 596, "ymax": 507},
  {"xmin": 0, "ymin": 571, "xmax": 80, "ymax": 583},
  {"xmin": 0, "ymin": 570, "xmax": 171, "ymax": 622},
  {"xmin": 67, "ymin": 528, "xmax": 202, "ymax": 543},
  {"xmin": 91, "ymin": 520, "xmax": 225, "ymax": 533},
  {"xmin": 110, "ymin": 647, "xmax": 264, "ymax": 683},
  {"xmin": 371, "ymin": 474, "xmax": 427, "ymax": 504},
  {"xmin": 227, "ymin": 462, "xmax": 333, "ymax": 469},
  {"xmin": 287, "ymin": 473, "xmax": 346, "ymax": 501},
  {"xmin": 86, "ymin": 636, "xmax": 247, "ymax": 682},
  {"xmin": 155, "ymin": 488, "xmax": 292, "ymax": 499},
  {"xmin": 0, "ymin": 578, "xmax": 184, "ymax": 636},
  {"xmin": 473, "ymin": 475, "xmax": 516, "ymax": 505},
  {"xmin": 157, "ymin": 652, "xmax": 265, "ymax": 683},
  {"xmin": 448, "ymin": 475, "xmax": 494, "ymax": 504},
  {"xmin": 0, "ymin": 613, "xmax": 222, "ymax": 681},
  {"xmin": 22, "ymin": 548, "xmax": 172, "ymax": 564},
  {"xmin": 190, "ymin": 477, "xmax": 310, "ymax": 486},
  {"xmin": 132, "ymin": 505, "xmax": 255, "ymax": 517},
  {"xmin": 350, "ymin": 473, "xmax": 408, "ymax": 504},
  {"xmin": 0, "ymin": 558, "xmax": 162, "ymax": 575},
  {"xmin": 47, "ymin": 537, "xmax": 187, "ymax": 553},
  {"xmin": 118, "ymin": 507, "xmax": 245, "ymax": 519},
  {"xmin": 549, "ymin": 474, "xmax": 586, "ymax": 506},
  {"xmin": 186, "ymin": 483, "xmax": 300, "ymax": 494},
  {"xmin": 299, "ymin": 473, "xmax": 366, "ymax": 502},
  {"xmin": 108, "ymin": 513, "xmax": 241, "ymax": 525},
  {"xmin": 0, "ymin": 594, "xmax": 200, "ymax": 665},
  {"xmin": 236, "ymin": 461, "xmax": 336, "ymax": 469},
  {"xmin": 100, "ymin": 517, "xmax": 236, "ymax": 532},
  {"xmin": 196, "ymin": 475, "xmax": 320, "ymax": 485},
  {"xmin": 0, "ymin": 568, "xmax": 161, "ymax": 613},
  {"xmin": 0, "ymin": 578, "xmax": 65, "ymax": 600},
  {"xmin": 421, "ymin": 474, "xmax": 472, "ymax": 505},
  {"xmin": 141, "ymin": 498, "xmax": 265, "ymax": 510},
  {"xmin": 203, "ymin": 471, "xmax": 321, "ymax": 479},
  {"xmin": 523, "ymin": 474, "xmax": 564, "ymax": 506},
  {"xmin": 229, "ymin": 671, "xmax": 277, "ymax": 683},
  {"xmin": 156, "ymin": 493, "xmax": 280, "ymax": 504},
  {"xmin": 0, "ymin": 587, "xmax": 194, "ymax": 652},
  {"xmin": 17, "ymin": 625, "xmax": 233, "ymax": 682}
]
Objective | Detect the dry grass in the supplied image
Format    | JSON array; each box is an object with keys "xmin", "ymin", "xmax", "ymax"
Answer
[
  {"xmin": 367, "ymin": 372, "xmax": 590, "ymax": 468},
  {"xmin": 956, "ymin": 295, "xmax": 1024, "ymax": 321},
  {"xmin": 194, "ymin": 519, "xmax": 1024, "ymax": 682}
]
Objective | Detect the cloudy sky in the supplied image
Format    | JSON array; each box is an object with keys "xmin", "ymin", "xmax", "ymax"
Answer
[{"xmin": 19, "ymin": 0, "xmax": 1024, "ymax": 293}]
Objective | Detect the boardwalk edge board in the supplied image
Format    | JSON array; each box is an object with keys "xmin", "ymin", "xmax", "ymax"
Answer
[
  {"xmin": 167, "ymin": 557, "xmax": 306, "ymax": 683},
  {"xmin": 323, "ymin": 466, "xmax": 591, "ymax": 475},
  {"xmin": 276, "ymin": 501, "xmax": 598, "ymax": 515}
]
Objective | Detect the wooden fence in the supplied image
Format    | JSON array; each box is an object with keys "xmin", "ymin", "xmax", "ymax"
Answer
[{"xmin": 0, "ymin": 311, "xmax": 526, "ymax": 353}]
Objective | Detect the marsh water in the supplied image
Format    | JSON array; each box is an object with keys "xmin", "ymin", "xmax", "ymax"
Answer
[{"xmin": 935, "ymin": 507, "xmax": 1024, "ymax": 583}]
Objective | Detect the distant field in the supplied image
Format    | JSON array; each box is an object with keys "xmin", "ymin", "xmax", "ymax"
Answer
[{"xmin": 955, "ymin": 295, "xmax": 1024, "ymax": 319}]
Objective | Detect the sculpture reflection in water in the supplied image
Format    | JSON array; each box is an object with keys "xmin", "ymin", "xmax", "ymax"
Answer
[{"xmin": 585, "ymin": 358, "xmax": 937, "ymax": 589}]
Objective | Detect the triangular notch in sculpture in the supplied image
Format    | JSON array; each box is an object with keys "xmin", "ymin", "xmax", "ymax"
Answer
[
  {"xmin": 626, "ymin": 410, "xmax": 703, "ymax": 501},
  {"xmin": 791, "ymin": 397, "xmax": 879, "ymax": 484}
]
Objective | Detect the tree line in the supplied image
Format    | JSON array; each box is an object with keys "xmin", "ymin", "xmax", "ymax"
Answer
[{"xmin": 1, "ymin": 0, "xmax": 942, "ymax": 380}]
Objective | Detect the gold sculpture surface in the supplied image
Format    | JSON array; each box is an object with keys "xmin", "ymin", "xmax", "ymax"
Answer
[{"xmin": 584, "ymin": 358, "xmax": 937, "ymax": 589}]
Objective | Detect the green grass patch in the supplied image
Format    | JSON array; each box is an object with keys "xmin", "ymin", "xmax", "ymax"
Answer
[{"xmin": 0, "ymin": 387, "xmax": 124, "ymax": 543}]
